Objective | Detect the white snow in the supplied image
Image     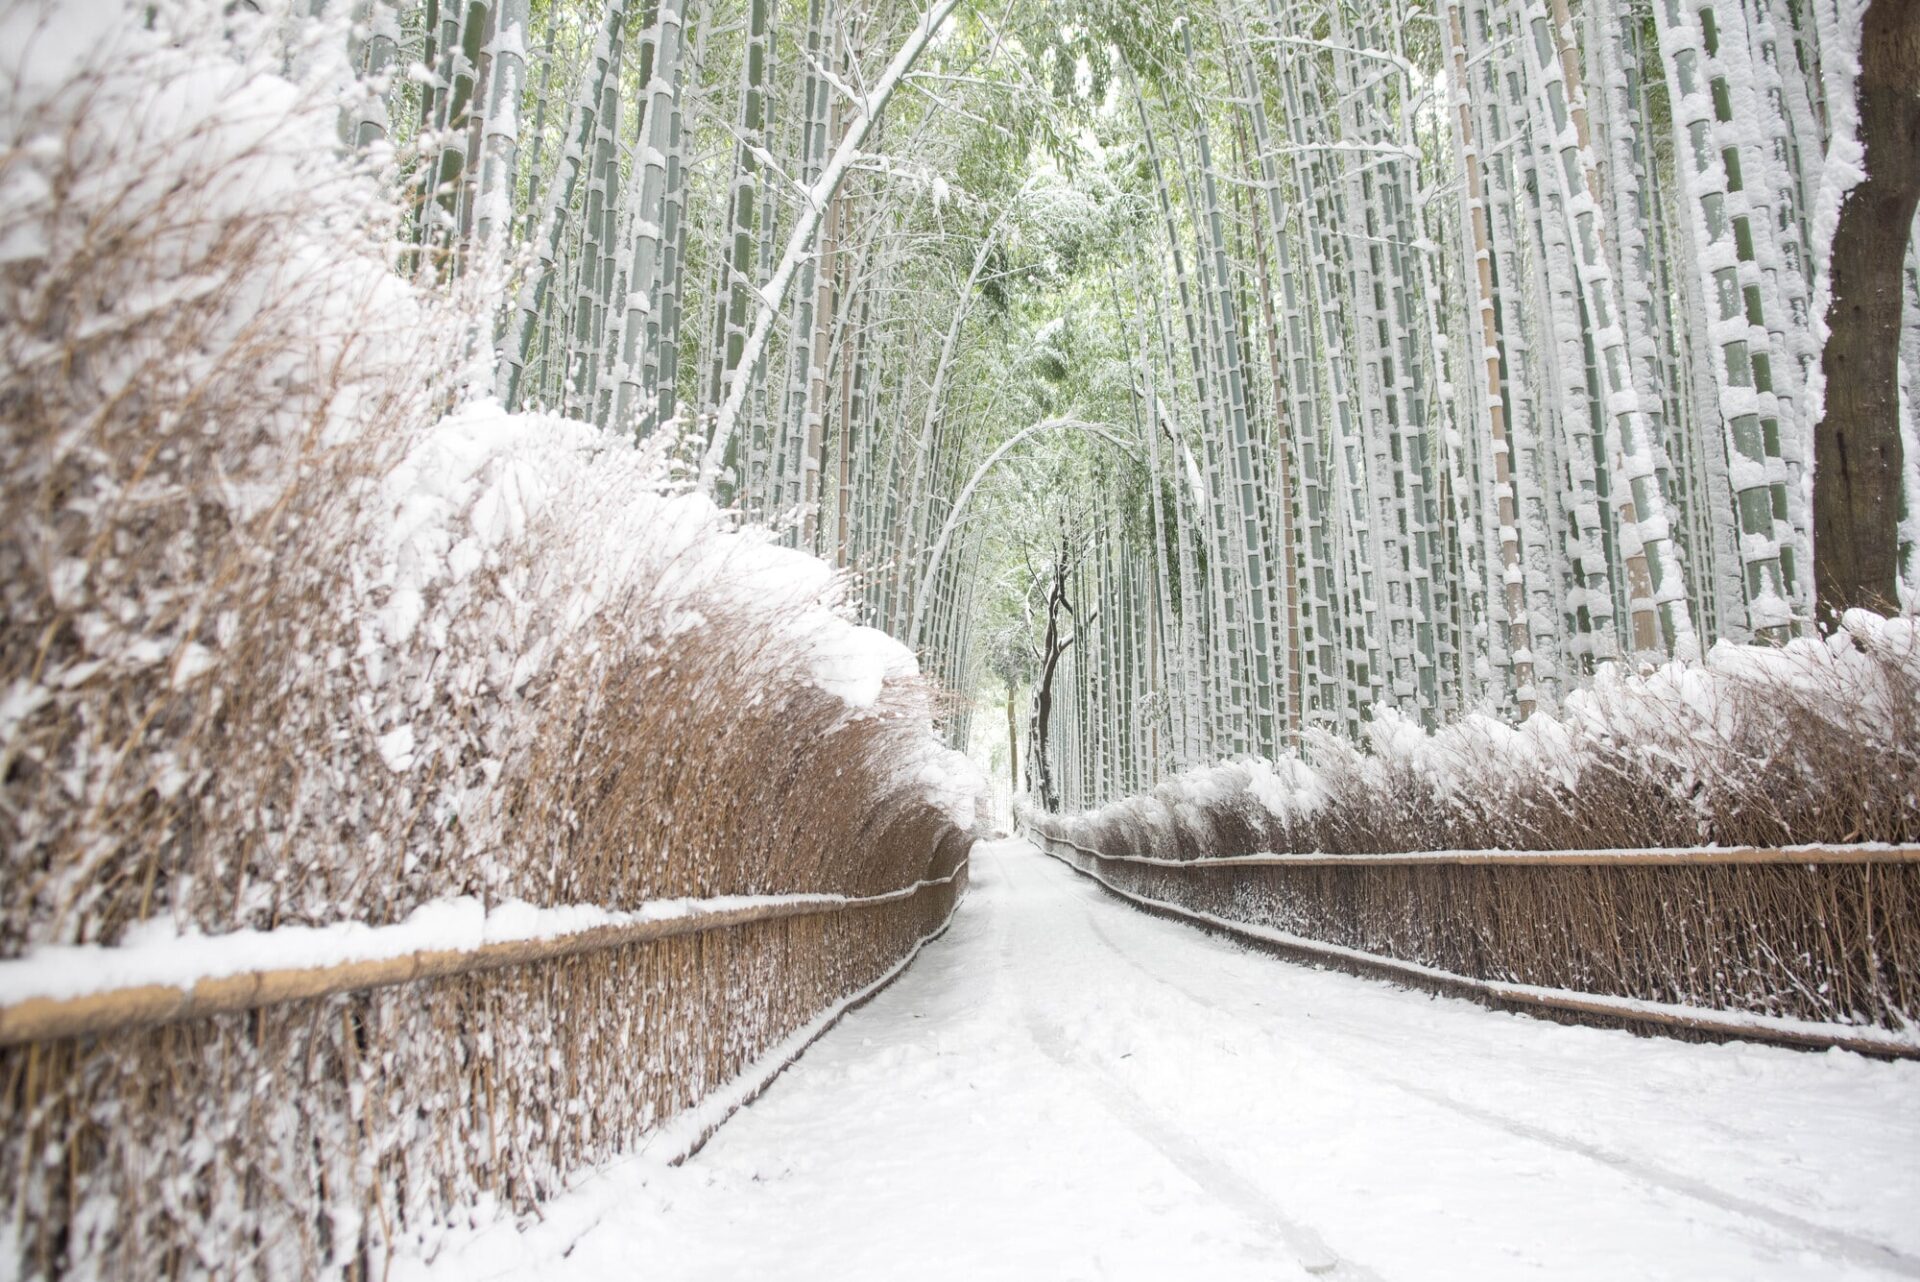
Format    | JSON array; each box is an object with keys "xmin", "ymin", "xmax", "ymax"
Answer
[
  {"xmin": 632, "ymin": 903, "xmax": 957, "ymax": 1166},
  {"xmin": 1052, "ymin": 610, "xmax": 1920, "ymax": 852},
  {"xmin": 394, "ymin": 840, "xmax": 1920, "ymax": 1282},
  {"xmin": 368, "ymin": 397, "xmax": 936, "ymax": 728}
]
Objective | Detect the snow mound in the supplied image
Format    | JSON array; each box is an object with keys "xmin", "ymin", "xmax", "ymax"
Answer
[{"xmin": 1038, "ymin": 613, "xmax": 1920, "ymax": 857}]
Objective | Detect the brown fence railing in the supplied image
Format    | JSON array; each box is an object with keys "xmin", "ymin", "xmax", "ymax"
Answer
[
  {"xmin": 1, "ymin": 835, "xmax": 972, "ymax": 1280},
  {"xmin": 1038, "ymin": 835, "xmax": 1920, "ymax": 867},
  {"xmin": 0, "ymin": 871, "xmax": 967, "ymax": 1048},
  {"xmin": 1025, "ymin": 824, "xmax": 1920, "ymax": 1060}
]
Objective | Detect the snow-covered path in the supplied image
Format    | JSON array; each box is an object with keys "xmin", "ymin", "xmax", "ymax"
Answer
[{"xmin": 403, "ymin": 839, "xmax": 1920, "ymax": 1281}]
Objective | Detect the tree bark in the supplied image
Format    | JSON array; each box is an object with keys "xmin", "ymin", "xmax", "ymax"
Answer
[
  {"xmin": 1815, "ymin": 0, "xmax": 1920, "ymax": 624},
  {"xmin": 1031, "ymin": 550, "xmax": 1073, "ymax": 812},
  {"xmin": 1005, "ymin": 683, "xmax": 1019, "ymax": 801}
]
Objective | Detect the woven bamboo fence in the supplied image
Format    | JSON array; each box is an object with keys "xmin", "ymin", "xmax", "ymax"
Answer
[
  {"xmin": 0, "ymin": 828, "xmax": 972, "ymax": 1280},
  {"xmin": 1024, "ymin": 819, "xmax": 1920, "ymax": 1059}
]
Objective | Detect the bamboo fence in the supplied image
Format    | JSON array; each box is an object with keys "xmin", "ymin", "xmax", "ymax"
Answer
[
  {"xmin": 0, "ymin": 833, "xmax": 972, "ymax": 1280},
  {"xmin": 1025, "ymin": 822, "xmax": 1920, "ymax": 1059}
]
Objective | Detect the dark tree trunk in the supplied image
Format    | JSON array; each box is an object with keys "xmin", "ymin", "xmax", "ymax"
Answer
[
  {"xmin": 1005, "ymin": 683, "xmax": 1019, "ymax": 798},
  {"xmin": 1029, "ymin": 547, "xmax": 1073, "ymax": 812},
  {"xmin": 1814, "ymin": 0, "xmax": 1920, "ymax": 625}
]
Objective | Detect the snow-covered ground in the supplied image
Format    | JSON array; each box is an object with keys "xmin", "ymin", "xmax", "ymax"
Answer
[{"xmin": 399, "ymin": 839, "xmax": 1920, "ymax": 1281}]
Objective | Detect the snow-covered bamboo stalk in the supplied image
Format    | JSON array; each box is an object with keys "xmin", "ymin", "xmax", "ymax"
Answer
[
  {"xmin": 699, "ymin": 0, "xmax": 965, "ymax": 492},
  {"xmin": 1443, "ymin": 0, "xmax": 1534, "ymax": 713},
  {"xmin": 613, "ymin": 0, "xmax": 687, "ymax": 434},
  {"xmin": 499, "ymin": 6, "xmax": 618, "ymax": 407}
]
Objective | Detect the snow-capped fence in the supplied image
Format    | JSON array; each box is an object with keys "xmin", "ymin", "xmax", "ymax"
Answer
[
  {"xmin": 0, "ymin": 866, "xmax": 969, "ymax": 1048},
  {"xmin": 1025, "ymin": 827, "xmax": 1920, "ymax": 1058},
  {"xmin": 0, "ymin": 857, "xmax": 968, "ymax": 1278},
  {"xmin": 1019, "ymin": 614, "xmax": 1920, "ymax": 1053}
]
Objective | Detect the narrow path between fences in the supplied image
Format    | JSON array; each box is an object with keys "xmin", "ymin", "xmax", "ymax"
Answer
[{"xmin": 401, "ymin": 839, "xmax": 1920, "ymax": 1282}]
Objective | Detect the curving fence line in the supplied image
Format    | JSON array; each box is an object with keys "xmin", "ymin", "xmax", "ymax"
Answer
[
  {"xmin": 1, "ymin": 832, "xmax": 973, "ymax": 1280},
  {"xmin": 0, "ymin": 871, "xmax": 968, "ymax": 1048},
  {"xmin": 1024, "ymin": 823, "xmax": 1920, "ymax": 1061}
]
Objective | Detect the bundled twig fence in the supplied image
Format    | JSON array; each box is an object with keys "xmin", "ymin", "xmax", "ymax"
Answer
[
  {"xmin": 0, "ymin": 830, "xmax": 970, "ymax": 1279},
  {"xmin": 1025, "ymin": 819, "xmax": 1920, "ymax": 1059}
]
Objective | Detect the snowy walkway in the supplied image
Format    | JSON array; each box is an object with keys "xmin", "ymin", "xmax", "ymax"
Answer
[{"xmin": 402, "ymin": 839, "xmax": 1920, "ymax": 1281}]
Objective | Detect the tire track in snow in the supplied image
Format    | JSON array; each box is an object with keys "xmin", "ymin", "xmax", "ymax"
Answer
[
  {"xmin": 1060, "ymin": 858, "xmax": 1920, "ymax": 1279},
  {"xmin": 1378, "ymin": 1075, "xmax": 1920, "ymax": 1278},
  {"xmin": 1018, "ymin": 1013, "xmax": 1370, "ymax": 1281},
  {"xmin": 990, "ymin": 846, "xmax": 1377, "ymax": 1282}
]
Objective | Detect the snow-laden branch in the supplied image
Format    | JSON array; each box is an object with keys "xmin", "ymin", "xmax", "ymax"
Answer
[
  {"xmin": 699, "ymin": 0, "xmax": 967, "ymax": 490},
  {"xmin": 907, "ymin": 416, "xmax": 1135, "ymax": 648}
]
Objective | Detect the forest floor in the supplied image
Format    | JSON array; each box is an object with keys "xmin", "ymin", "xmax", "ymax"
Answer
[{"xmin": 398, "ymin": 839, "xmax": 1920, "ymax": 1281}]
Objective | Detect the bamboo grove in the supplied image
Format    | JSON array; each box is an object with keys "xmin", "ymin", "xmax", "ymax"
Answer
[
  {"xmin": 1003, "ymin": 0, "xmax": 1918, "ymax": 811},
  {"xmin": 342, "ymin": 0, "xmax": 1917, "ymax": 811}
]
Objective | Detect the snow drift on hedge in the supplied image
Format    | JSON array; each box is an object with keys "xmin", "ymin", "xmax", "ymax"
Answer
[
  {"xmin": 376, "ymin": 403, "xmax": 922, "ymax": 716},
  {"xmin": 1040, "ymin": 613, "xmax": 1920, "ymax": 856},
  {"xmin": 367, "ymin": 396, "xmax": 984, "ymax": 820}
]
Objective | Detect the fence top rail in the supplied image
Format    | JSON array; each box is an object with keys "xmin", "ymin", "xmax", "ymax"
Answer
[
  {"xmin": 1028, "ymin": 834, "xmax": 1920, "ymax": 869},
  {"xmin": 0, "ymin": 867, "xmax": 967, "ymax": 1048}
]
